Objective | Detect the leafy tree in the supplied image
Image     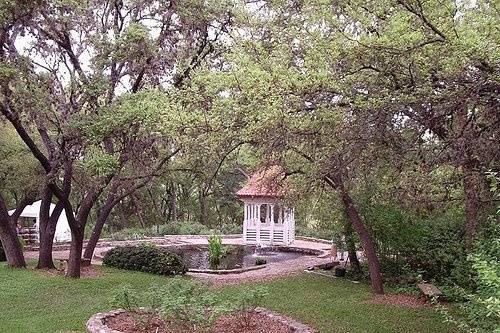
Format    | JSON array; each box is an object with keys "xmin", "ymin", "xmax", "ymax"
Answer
[{"xmin": 0, "ymin": 0, "xmax": 233, "ymax": 276}]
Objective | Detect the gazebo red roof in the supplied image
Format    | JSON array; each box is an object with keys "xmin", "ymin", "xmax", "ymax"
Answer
[{"xmin": 236, "ymin": 166, "xmax": 288, "ymax": 199}]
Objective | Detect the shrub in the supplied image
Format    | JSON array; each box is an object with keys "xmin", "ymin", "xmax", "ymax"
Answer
[
  {"xmin": 232, "ymin": 286, "xmax": 269, "ymax": 327},
  {"xmin": 106, "ymin": 220, "xmax": 241, "ymax": 241},
  {"xmin": 255, "ymin": 257, "xmax": 267, "ymax": 266},
  {"xmin": 110, "ymin": 280, "xmax": 269, "ymax": 331},
  {"xmin": 207, "ymin": 234, "xmax": 229, "ymax": 269},
  {"xmin": 103, "ymin": 245, "xmax": 187, "ymax": 276},
  {"xmin": 112, "ymin": 284, "xmax": 140, "ymax": 311},
  {"xmin": 0, "ymin": 240, "xmax": 6, "ymax": 262},
  {"xmin": 158, "ymin": 278, "xmax": 233, "ymax": 331}
]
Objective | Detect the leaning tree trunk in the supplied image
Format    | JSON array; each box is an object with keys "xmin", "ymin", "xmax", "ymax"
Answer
[
  {"xmin": 0, "ymin": 198, "xmax": 26, "ymax": 268},
  {"xmin": 340, "ymin": 190, "xmax": 384, "ymax": 294},
  {"xmin": 328, "ymin": 175, "xmax": 384, "ymax": 294},
  {"xmin": 83, "ymin": 199, "xmax": 115, "ymax": 262}
]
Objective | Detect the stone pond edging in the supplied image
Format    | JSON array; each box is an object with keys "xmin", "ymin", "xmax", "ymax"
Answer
[
  {"xmin": 86, "ymin": 309, "xmax": 125, "ymax": 333},
  {"xmin": 86, "ymin": 308, "xmax": 317, "ymax": 333}
]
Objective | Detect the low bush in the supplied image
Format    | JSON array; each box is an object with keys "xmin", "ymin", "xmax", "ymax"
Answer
[
  {"xmin": 103, "ymin": 245, "xmax": 187, "ymax": 276},
  {"xmin": 112, "ymin": 279, "xmax": 269, "ymax": 331},
  {"xmin": 207, "ymin": 234, "xmax": 229, "ymax": 269},
  {"xmin": 112, "ymin": 278, "xmax": 234, "ymax": 331},
  {"xmin": 106, "ymin": 220, "xmax": 241, "ymax": 241},
  {"xmin": 255, "ymin": 257, "xmax": 267, "ymax": 266}
]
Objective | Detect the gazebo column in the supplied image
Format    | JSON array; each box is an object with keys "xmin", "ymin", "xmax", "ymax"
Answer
[
  {"xmin": 243, "ymin": 203, "xmax": 247, "ymax": 242},
  {"xmin": 284, "ymin": 208, "xmax": 290, "ymax": 245},
  {"xmin": 270, "ymin": 204, "xmax": 274, "ymax": 244},
  {"xmin": 256, "ymin": 204, "xmax": 261, "ymax": 244}
]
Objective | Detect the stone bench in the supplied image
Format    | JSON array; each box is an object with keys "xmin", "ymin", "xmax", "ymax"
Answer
[{"xmin": 417, "ymin": 283, "xmax": 442, "ymax": 298}]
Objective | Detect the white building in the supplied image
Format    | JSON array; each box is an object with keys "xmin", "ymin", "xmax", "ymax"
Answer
[
  {"xmin": 237, "ymin": 166, "xmax": 295, "ymax": 246},
  {"xmin": 8, "ymin": 200, "xmax": 72, "ymax": 243}
]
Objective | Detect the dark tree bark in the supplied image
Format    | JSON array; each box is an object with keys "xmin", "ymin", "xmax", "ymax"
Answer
[
  {"xmin": 344, "ymin": 221, "xmax": 361, "ymax": 274},
  {"xmin": 199, "ymin": 186, "xmax": 207, "ymax": 225},
  {"xmin": 36, "ymin": 186, "xmax": 64, "ymax": 269},
  {"xmin": 0, "ymin": 195, "xmax": 28, "ymax": 268},
  {"xmin": 83, "ymin": 198, "xmax": 115, "ymax": 261},
  {"xmin": 66, "ymin": 228, "xmax": 84, "ymax": 278},
  {"xmin": 327, "ymin": 174, "xmax": 384, "ymax": 294}
]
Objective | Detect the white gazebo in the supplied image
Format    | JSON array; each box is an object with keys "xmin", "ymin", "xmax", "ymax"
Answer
[
  {"xmin": 236, "ymin": 166, "xmax": 295, "ymax": 246},
  {"xmin": 8, "ymin": 200, "xmax": 71, "ymax": 243}
]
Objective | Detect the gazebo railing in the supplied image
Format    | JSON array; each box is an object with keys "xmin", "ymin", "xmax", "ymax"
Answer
[{"xmin": 243, "ymin": 202, "xmax": 295, "ymax": 245}]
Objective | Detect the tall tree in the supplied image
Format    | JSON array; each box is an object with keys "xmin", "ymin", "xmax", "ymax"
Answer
[{"xmin": 0, "ymin": 0, "xmax": 233, "ymax": 277}]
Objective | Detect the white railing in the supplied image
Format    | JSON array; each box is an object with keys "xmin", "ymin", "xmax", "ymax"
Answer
[{"xmin": 243, "ymin": 202, "xmax": 295, "ymax": 245}]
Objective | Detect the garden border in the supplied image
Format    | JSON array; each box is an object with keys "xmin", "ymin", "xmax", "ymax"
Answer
[{"xmin": 86, "ymin": 308, "xmax": 317, "ymax": 333}]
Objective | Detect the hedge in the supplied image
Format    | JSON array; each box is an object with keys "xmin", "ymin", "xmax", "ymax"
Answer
[{"xmin": 103, "ymin": 245, "xmax": 187, "ymax": 276}]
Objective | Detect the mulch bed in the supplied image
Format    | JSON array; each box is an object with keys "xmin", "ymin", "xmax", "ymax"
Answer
[
  {"xmin": 364, "ymin": 293, "xmax": 428, "ymax": 308},
  {"xmin": 105, "ymin": 310, "xmax": 294, "ymax": 333}
]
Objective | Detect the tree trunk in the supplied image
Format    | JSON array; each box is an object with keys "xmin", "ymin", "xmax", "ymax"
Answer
[
  {"xmin": 455, "ymin": 106, "xmax": 482, "ymax": 250},
  {"xmin": 328, "ymin": 175, "xmax": 384, "ymax": 294},
  {"xmin": 37, "ymin": 231, "xmax": 56, "ymax": 269},
  {"xmin": 0, "ymin": 197, "xmax": 26, "ymax": 268},
  {"xmin": 199, "ymin": 187, "xmax": 207, "ymax": 225},
  {"xmin": 36, "ymin": 188, "xmax": 64, "ymax": 269},
  {"xmin": 66, "ymin": 228, "xmax": 84, "ymax": 278},
  {"xmin": 83, "ymin": 200, "xmax": 115, "ymax": 261},
  {"xmin": 463, "ymin": 163, "xmax": 481, "ymax": 250},
  {"xmin": 36, "ymin": 204, "xmax": 62, "ymax": 269},
  {"xmin": 344, "ymin": 222, "xmax": 361, "ymax": 273}
]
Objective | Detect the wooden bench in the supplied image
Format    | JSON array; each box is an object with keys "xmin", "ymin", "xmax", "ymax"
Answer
[{"xmin": 417, "ymin": 283, "xmax": 442, "ymax": 298}]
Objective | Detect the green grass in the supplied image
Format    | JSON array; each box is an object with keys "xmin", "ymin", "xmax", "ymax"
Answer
[{"xmin": 0, "ymin": 263, "xmax": 453, "ymax": 333}]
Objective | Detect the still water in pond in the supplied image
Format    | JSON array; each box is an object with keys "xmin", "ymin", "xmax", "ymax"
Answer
[{"xmin": 169, "ymin": 245, "xmax": 306, "ymax": 270}]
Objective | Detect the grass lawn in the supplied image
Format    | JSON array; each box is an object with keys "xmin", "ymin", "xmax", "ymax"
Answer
[{"xmin": 0, "ymin": 263, "xmax": 453, "ymax": 333}]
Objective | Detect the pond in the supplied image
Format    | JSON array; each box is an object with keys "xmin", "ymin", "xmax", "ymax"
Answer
[{"xmin": 165, "ymin": 245, "xmax": 311, "ymax": 270}]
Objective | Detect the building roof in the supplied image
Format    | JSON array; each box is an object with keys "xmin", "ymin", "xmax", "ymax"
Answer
[{"xmin": 236, "ymin": 166, "xmax": 288, "ymax": 199}]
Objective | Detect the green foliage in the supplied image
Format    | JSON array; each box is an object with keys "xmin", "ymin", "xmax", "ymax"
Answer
[
  {"xmin": 105, "ymin": 220, "xmax": 241, "ymax": 240},
  {"xmin": 17, "ymin": 236, "xmax": 26, "ymax": 251},
  {"xmin": 112, "ymin": 284, "xmax": 139, "ymax": 311},
  {"xmin": 231, "ymin": 286, "xmax": 269, "ymax": 327},
  {"xmin": 436, "ymin": 230, "xmax": 500, "ymax": 332},
  {"xmin": 0, "ymin": 124, "xmax": 42, "ymax": 204},
  {"xmin": 113, "ymin": 278, "xmax": 233, "ymax": 332},
  {"xmin": 364, "ymin": 203, "xmax": 471, "ymax": 286},
  {"xmin": 159, "ymin": 278, "xmax": 232, "ymax": 331},
  {"xmin": 102, "ymin": 245, "xmax": 187, "ymax": 276},
  {"xmin": 436, "ymin": 174, "xmax": 500, "ymax": 333},
  {"xmin": 207, "ymin": 234, "xmax": 229, "ymax": 269},
  {"xmin": 232, "ymin": 286, "xmax": 268, "ymax": 311}
]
